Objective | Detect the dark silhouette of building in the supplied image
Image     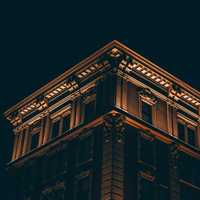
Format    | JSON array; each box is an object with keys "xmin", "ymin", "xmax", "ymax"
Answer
[{"xmin": 4, "ymin": 41, "xmax": 200, "ymax": 200}]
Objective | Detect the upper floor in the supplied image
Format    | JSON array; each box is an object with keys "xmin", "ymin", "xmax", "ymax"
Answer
[{"xmin": 4, "ymin": 40, "xmax": 200, "ymax": 162}]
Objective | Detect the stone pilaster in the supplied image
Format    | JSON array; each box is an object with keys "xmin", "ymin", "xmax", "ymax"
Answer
[
  {"xmin": 169, "ymin": 143, "xmax": 180, "ymax": 200},
  {"xmin": 101, "ymin": 113, "xmax": 125, "ymax": 200}
]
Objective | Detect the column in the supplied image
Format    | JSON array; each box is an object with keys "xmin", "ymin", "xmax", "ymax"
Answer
[
  {"xmin": 12, "ymin": 134, "xmax": 19, "ymax": 160},
  {"xmin": 22, "ymin": 126, "xmax": 30, "ymax": 155},
  {"xmin": 42, "ymin": 113, "xmax": 51, "ymax": 144},
  {"xmin": 101, "ymin": 113, "xmax": 125, "ymax": 200}
]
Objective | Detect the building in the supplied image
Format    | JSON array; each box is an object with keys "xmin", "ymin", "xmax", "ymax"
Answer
[{"xmin": 4, "ymin": 40, "xmax": 200, "ymax": 200}]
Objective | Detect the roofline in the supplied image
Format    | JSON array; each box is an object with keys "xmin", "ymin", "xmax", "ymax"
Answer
[
  {"xmin": 4, "ymin": 40, "xmax": 200, "ymax": 117},
  {"xmin": 4, "ymin": 40, "xmax": 118, "ymax": 116},
  {"xmin": 113, "ymin": 41, "xmax": 200, "ymax": 99}
]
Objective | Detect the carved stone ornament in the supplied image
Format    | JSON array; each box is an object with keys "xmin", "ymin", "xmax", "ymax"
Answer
[
  {"xmin": 7, "ymin": 111, "xmax": 22, "ymax": 126},
  {"xmin": 138, "ymin": 88, "xmax": 157, "ymax": 104},
  {"xmin": 169, "ymin": 83, "xmax": 182, "ymax": 101},
  {"xmin": 103, "ymin": 113, "xmax": 125, "ymax": 143}
]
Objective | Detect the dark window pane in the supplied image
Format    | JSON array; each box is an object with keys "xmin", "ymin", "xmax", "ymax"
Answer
[
  {"xmin": 78, "ymin": 136, "xmax": 92, "ymax": 163},
  {"xmin": 31, "ymin": 120, "xmax": 41, "ymax": 130},
  {"xmin": 77, "ymin": 176, "xmax": 90, "ymax": 200},
  {"xmin": 187, "ymin": 127, "xmax": 196, "ymax": 146},
  {"xmin": 51, "ymin": 120, "xmax": 60, "ymax": 139},
  {"xmin": 179, "ymin": 153, "xmax": 192, "ymax": 182},
  {"xmin": 158, "ymin": 186, "xmax": 168, "ymax": 200},
  {"xmin": 142, "ymin": 102, "xmax": 152, "ymax": 124},
  {"xmin": 84, "ymin": 100, "xmax": 95, "ymax": 122},
  {"xmin": 178, "ymin": 122, "xmax": 185, "ymax": 141},
  {"xmin": 31, "ymin": 132, "xmax": 39, "ymax": 150},
  {"xmin": 140, "ymin": 178, "xmax": 154, "ymax": 200},
  {"xmin": 139, "ymin": 136, "xmax": 155, "ymax": 166},
  {"xmin": 62, "ymin": 115, "xmax": 71, "ymax": 133},
  {"xmin": 157, "ymin": 141, "xmax": 169, "ymax": 185}
]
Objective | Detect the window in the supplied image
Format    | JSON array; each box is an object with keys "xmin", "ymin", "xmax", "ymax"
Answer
[
  {"xmin": 139, "ymin": 177, "xmax": 155, "ymax": 200},
  {"xmin": 76, "ymin": 175, "xmax": 91, "ymax": 200},
  {"xmin": 77, "ymin": 135, "xmax": 93, "ymax": 164},
  {"xmin": 84, "ymin": 100, "xmax": 96, "ymax": 123},
  {"xmin": 177, "ymin": 119, "xmax": 197, "ymax": 147},
  {"xmin": 157, "ymin": 141, "xmax": 169, "ymax": 185},
  {"xmin": 158, "ymin": 186, "xmax": 168, "ymax": 200},
  {"xmin": 51, "ymin": 119, "xmax": 61, "ymax": 139},
  {"xmin": 50, "ymin": 111, "xmax": 71, "ymax": 140},
  {"xmin": 141, "ymin": 101, "xmax": 152, "ymax": 124},
  {"xmin": 30, "ymin": 132, "xmax": 40, "ymax": 150},
  {"xmin": 178, "ymin": 122, "xmax": 185, "ymax": 141},
  {"xmin": 62, "ymin": 114, "xmax": 71, "ymax": 133},
  {"xmin": 138, "ymin": 133, "xmax": 155, "ymax": 167},
  {"xmin": 187, "ymin": 127, "xmax": 196, "ymax": 146},
  {"xmin": 29, "ymin": 120, "xmax": 41, "ymax": 151}
]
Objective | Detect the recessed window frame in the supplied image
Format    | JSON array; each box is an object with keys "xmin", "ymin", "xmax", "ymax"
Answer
[
  {"xmin": 29, "ymin": 119, "xmax": 42, "ymax": 151},
  {"xmin": 74, "ymin": 170, "xmax": 93, "ymax": 200},
  {"xmin": 139, "ymin": 94, "xmax": 156, "ymax": 125},
  {"xmin": 137, "ymin": 131, "xmax": 156, "ymax": 168},
  {"xmin": 49, "ymin": 106, "xmax": 71, "ymax": 140},
  {"xmin": 82, "ymin": 94, "xmax": 96, "ymax": 123},
  {"xmin": 177, "ymin": 114, "xmax": 197, "ymax": 147},
  {"xmin": 137, "ymin": 172, "xmax": 155, "ymax": 200},
  {"xmin": 76, "ymin": 131, "xmax": 94, "ymax": 166}
]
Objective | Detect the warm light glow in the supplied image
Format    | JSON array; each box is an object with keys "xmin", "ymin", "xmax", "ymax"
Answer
[
  {"xmin": 141, "ymin": 69, "xmax": 147, "ymax": 74},
  {"xmin": 146, "ymin": 72, "xmax": 151, "ymax": 77},
  {"xmin": 151, "ymin": 75, "xmax": 156, "ymax": 79},
  {"xmin": 159, "ymin": 80, "xmax": 165, "ymax": 85},
  {"xmin": 136, "ymin": 66, "xmax": 142, "ymax": 71},
  {"xmin": 164, "ymin": 83, "xmax": 170, "ymax": 87},
  {"xmin": 90, "ymin": 66, "xmax": 96, "ymax": 70},
  {"xmin": 155, "ymin": 77, "xmax": 161, "ymax": 82}
]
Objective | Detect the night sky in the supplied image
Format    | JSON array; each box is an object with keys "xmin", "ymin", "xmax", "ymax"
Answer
[{"xmin": 1, "ymin": 1, "xmax": 200, "ymax": 199}]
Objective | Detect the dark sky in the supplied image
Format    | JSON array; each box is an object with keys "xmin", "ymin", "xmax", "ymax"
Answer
[{"xmin": 1, "ymin": 1, "xmax": 200, "ymax": 199}]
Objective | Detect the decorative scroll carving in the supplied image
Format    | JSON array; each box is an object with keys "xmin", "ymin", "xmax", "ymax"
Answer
[
  {"xmin": 138, "ymin": 88, "xmax": 157, "ymax": 104},
  {"xmin": 103, "ymin": 113, "xmax": 125, "ymax": 143}
]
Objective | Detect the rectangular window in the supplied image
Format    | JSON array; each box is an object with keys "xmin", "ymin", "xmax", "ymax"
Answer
[
  {"xmin": 51, "ymin": 119, "xmax": 60, "ymax": 139},
  {"xmin": 76, "ymin": 176, "xmax": 91, "ymax": 200},
  {"xmin": 30, "ymin": 132, "xmax": 39, "ymax": 150},
  {"xmin": 187, "ymin": 127, "xmax": 196, "ymax": 146},
  {"xmin": 77, "ymin": 135, "xmax": 93, "ymax": 164},
  {"xmin": 138, "ymin": 134, "xmax": 155, "ymax": 167},
  {"xmin": 157, "ymin": 141, "xmax": 169, "ymax": 185},
  {"xmin": 139, "ymin": 178, "xmax": 155, "ymax": 200},
  {"xmin": 62, "ymin": 114, "xmax": 71, "ymax": 133},
  {"xmin": 158, "ymin": 186, "xmax": 168, "ymax": 200},
  {"xmin": 141, "ymin": 101, "xmax": 152, "ymax": 124},
  {"xmin": 177, "ymin": 118, "xmax": 197, "ymax": 147},
  {"xmin": 178, "ymin": 122, "xmax": 185, "ymax": 141},
  {"xmin": 84, "ymin": 100, "xmax": 96, "ymax": 123}
]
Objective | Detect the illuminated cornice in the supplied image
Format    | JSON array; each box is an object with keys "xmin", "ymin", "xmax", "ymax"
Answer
[{"xmin": 4, "ymin": 40, "xmax": 200, "ymax": 126}]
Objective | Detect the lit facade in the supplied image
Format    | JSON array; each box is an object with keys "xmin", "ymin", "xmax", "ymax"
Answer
[{"xmin": 4, "ymin": 40, "xmax": 200, "ymax": 200}]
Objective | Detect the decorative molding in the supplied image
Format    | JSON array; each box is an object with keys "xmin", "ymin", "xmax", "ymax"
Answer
[
  {"xmin": 138, "ymin": 88, "xmax": 157, "ymax": 105},
  {"xmin": 103, "ymin": 113, "xmax": 125, "ymax": 143}
]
